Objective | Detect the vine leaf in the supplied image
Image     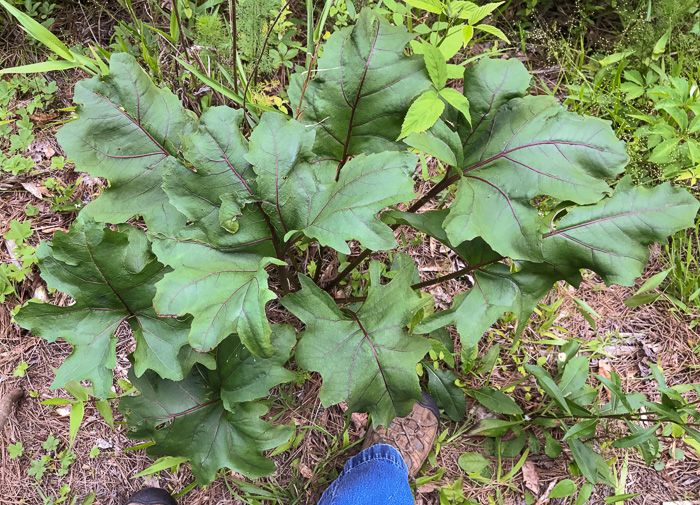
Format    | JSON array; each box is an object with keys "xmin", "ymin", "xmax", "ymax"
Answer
[
  {"xmin": 281, "ymin": 260, "xmax": 431, "ymax": 428},
  {"xmin": 542, "ymin": 177, "xmax": 700, "ymax": 286},
  {"xmin": 216, "ymin": 325, "xmax": 297, "ymax": 408},
  {"xmin": 416, "ymin": 262, "xmax": 561, "ymax": 347},
  {"xmin": 290, "ymin": 8, "xmax": 431, "ymax": 162},
  {"xmin": 399, "ymin": 89, "xmax": 445, "ymax": 139},
  {"xmin": 151, "ymin": 236, "xmax": 281, "ymax": 357},
  {"xmin": 120, "ymin": 361, "xmax": 293, "ymax": 484},
  {"xmin": 15, "ymin": 219, "xmax": 196, "ymax": 399},
  {"xmin": 404, "ymin": 119, "xmax": 463, "ymax": 166},
  {"xmin": 56, "ymin": 53, "xmax": 193, "ymax": 233},
  {"xmin": 247, "ymin": 113, "xmax": 417, "ymax": 254}
]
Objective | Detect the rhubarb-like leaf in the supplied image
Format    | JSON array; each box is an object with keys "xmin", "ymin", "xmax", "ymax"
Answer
[
  {"xmin": 445, "ymin": 95, "xmax": 629, "ymax": 261},
  {"xmin": 15, "ymin": 219, "xmax": 195, "ymax": 399},
  {"xmin": 247, "ymin": 113, "xmax": 417, "ymax": 254},
  {"xmin": 56, "ymin": 53, "xmax": 193, "ymax": 233},
  {"xmin": 290, "ymin": 8, "xmax": 431, "ymax": 162},
  {"xmin": 416, "ymin": 262, "xmax": 561, "ymax": 346},
  {"xmin": 120, "ymin": 362, "xmax": 293, "ymax": 484},
  {"xmin": 457, "ymin": 57, "xmax": 532, "ymax": 146},
  {"xmin": 542, "ymin": 178, "xmax": 700, "ymax": 286},
  {"xmin": 151, "ymin": 236, "xmax": 280, "ymax": 357},
  {"xmin": 216, "ymin": 325, "xmax": 296, "ymax": 408},
  {"xmin": 281, "ymin": 261, "xmax": 431, "ymax": 428},
  {"xmin": 160, "ymin": 160, "xmax": 273, "ymax": 252}
]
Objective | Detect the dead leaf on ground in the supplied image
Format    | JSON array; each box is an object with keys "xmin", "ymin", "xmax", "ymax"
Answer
[
  {"xmin": 299, "ymin": 463, "xmax": 313, "ymax": 479},
  {"xmin": 350, "ymin": 412, "xmax": 367, "ymax": 431},
  {"xmin": 417, "ymin": 481, "xmax": 441, "ymax": 493},
  {"xmin": 21, "ymin": 181, "xmax": 48, "ymax": 199},
  {"xmin": 29, "ymin": 112, "xmax": 58, "ymax": 125},
  {"xmin": 522, "ymin": 459, "xmax": 539, "ymax": 494},
  {"xmin": 535, "ymin": 480, "xmax": 558, "ymax": 505}
]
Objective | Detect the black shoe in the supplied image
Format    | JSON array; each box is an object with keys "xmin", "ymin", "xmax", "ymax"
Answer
[{"xmin": 124, "ymin": 488, "xmax": 177, "ymax": 505}]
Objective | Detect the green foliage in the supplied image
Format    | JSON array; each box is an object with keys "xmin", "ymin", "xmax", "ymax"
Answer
[
  {"xmin": 1, "ymin": 219, "xmax": 37, "ymax": 302},
  {"xmin": 8, "ymin": 442, "xmax": 24, "ymax": 459},
  {"xmin": 235, "ymin": 0, "xmax": 279, "ymax": 75},
  {"xmin": 663, "ymin": 220, "xmax": 700, "ymax": 317},
  {"xmin": 16, "ymin": 8, "xmax": 699, "ymax": 487},
  {"xmin": 462, "ymin": 341, "xmax": 700, "ymax": 490},
  {"xmin": 0, "ymin": 0, "xmax": 108, "ymax": 75},
  {"xmin": 0, "ymin": 73, "xmax": 56, "ymax": 173}
]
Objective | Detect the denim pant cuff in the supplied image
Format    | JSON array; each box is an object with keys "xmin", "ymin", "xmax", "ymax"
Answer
[{"xmin": 317, "ymin": 444, "xmax": 414, "ymax": 505}]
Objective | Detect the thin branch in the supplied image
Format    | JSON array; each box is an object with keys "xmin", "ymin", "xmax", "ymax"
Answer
[
  {"xmin": 256, "ymin": 202, "xmax": 291, "ymax": 293},
  {"xmin": 332, "ymin": 257, "xmax": 504, "ymax": 304},
  {"xmin": 407, "ymin": 167, "xmax": 458, "ymax": 213},
  {"xmin": 411, "ymin": 258, "xmax": 503, "ymax": 290},
  {"xmin": 326, "ymin": 166, "xmax": 463, "ymax": 290},
  {"xmin": 295, "ymin": 39, "xmax": 322, "ymax": 120},
  {"xmin": 313, "ymin": 245, "xmax": 325, "ymax": 284},
  {"xmin": 325, "ymin": 248, "xmax": 373, "ymax": 291}
]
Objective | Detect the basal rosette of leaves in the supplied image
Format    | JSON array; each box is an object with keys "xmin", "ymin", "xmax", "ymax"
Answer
[{"xmin": 15, "ymin": 8, "xmax": 700, "ymax": 485}]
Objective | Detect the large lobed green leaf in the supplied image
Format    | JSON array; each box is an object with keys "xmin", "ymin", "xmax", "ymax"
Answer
[
  {"xmin": 15, "ymin": 218, "xmax": 200, "ymax": 399},
  {"xmin": 416, "ymin": 261, "xmax": 561, "ymax": 347},
  {"xmin": 445, "ymin": 93, "xmax": 630, "ymax": 262},
  {"xmin": 542, "ymin": 177, "xmax": 700, "ymax": 286},
  {"xmin": 290, "ymin": 8, "xmax": 431, "ymax": 163},
  {"xmin": 151, "ymin": 107, "xmax": 279, "ymax": 358},
  {"xmin": 57, "ymin": 53, "xmax": 193, "ymax": 234},
  {"xmin": 120, "ymin": 326, "xmax": 295, "ymax": 484},
  {"xmin": 247, "ymin": 113, "xmax": 418, "ymax": 254},
  {"xmin": 151, "ymin": 237, "xmax": 280, "ymax": 357},
  {"xmin": 281, "ymin": 259, "xmax": 431, "ymax": 428}
]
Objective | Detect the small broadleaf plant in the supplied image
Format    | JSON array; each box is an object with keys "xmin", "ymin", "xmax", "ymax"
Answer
[{"xmin": 15, "ymin": 8, "xmax": 699, "ymax": 485}]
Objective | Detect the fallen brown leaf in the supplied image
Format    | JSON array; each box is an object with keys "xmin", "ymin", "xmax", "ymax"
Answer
[
  {"xmin": 522, "ymin": 459, "xmax": 540, "ymax": 494},
  {"xmin": 417, "ymin": 481, "xmax": 441, "ymax": 493},
  {"xmin": 21, "ymin": 181, "xmax": 48, "ymax": 199},
  {"xmin": 598, "ymin": 360, "xmax": 613, "ymax": 401},
  {"xmin": 29, "ymin": 112, "xmax": 58, "ymax": 125}
]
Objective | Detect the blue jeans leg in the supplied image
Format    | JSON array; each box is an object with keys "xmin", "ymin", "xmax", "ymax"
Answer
[{"xmin": 317, "ymin": 444, "xmax": 414, "ymax": 505}]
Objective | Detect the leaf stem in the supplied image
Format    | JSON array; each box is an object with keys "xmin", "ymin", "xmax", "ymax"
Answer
[
  {"xmin": 257, "ymin": 202, "xmax": 291, "ymax": 293},
  {"xmin": 313, "ymin": 245, "xmax": 325, "ymax": 284},
  {"xmin": 411, "ymin": 258, "xmax": 503, "ymax": 290},
  {"xmin": 228, "ymin": 0, "xmax": 239, "ymax": 94},
  {"xmin": 295, "ymin": 39, "xmax": 322, "ymax": 120},
  {"xmin": 325, "ymin": 248, "xmax": 372, "ymax": 291},
  {"xmin": 332, "ymin": 257, "xmax": 503, "ymax": 303}
]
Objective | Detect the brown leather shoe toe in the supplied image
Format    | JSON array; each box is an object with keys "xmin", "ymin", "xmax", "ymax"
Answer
[{"xmin": 362, "ymin": 391, "xmax": 440, "ymax": 476}]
